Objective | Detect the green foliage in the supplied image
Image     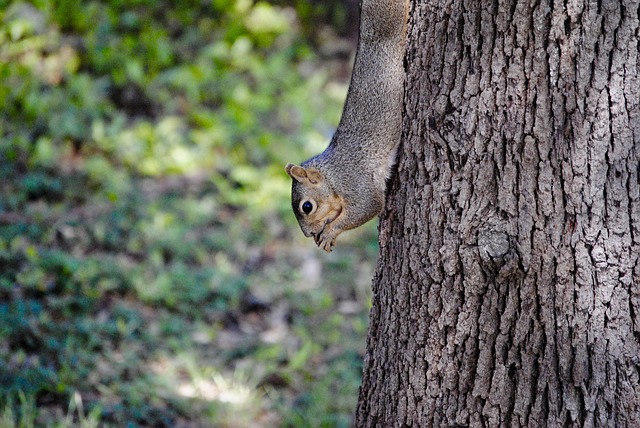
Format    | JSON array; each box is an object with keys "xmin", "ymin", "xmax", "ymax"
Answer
[
  {"xmin": 1, "ymin": 391, "xmax": 103, "ymax": 428},
  {"xmin": 0, "ymin": 0, "xmax": 374, "ymax": 426}
]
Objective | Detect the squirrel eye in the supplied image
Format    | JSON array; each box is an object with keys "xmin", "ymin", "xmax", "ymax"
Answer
[{"xmin": 301, "ymin": 201, "xmax": 313, "ymax": 214}]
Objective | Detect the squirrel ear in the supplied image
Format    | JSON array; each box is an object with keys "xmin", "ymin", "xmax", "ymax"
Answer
[
  {"xmin": 285, "ymin": 163, "xmax": 297, "ymax": 177},
  {"xmin": 305, "ymin": 169, "xmax": 323, "ymax": 185},
  {"xmin": 285, "ymin": 163, "xmax": 324, "ymax": 186},
  {"xmin": 285, "ymin": 163, "xmax": 305, "ymax": 182}
]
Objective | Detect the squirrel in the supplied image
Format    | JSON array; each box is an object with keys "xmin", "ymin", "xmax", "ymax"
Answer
[{"xmin": 285, "ymin": 0, "xmax": 409, "ymax": 252}]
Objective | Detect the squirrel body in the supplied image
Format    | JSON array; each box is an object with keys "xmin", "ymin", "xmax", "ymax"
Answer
[{"xmin": 286, "ymin": 0, "xmax": 408, "ymax": 252}]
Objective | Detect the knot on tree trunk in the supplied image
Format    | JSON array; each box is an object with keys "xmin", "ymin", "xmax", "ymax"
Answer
[
  {"xmin": 475, "ymin": 220, "xmax": 515, "ymax": 276},
  {"xmin": 477, "ymin": 227, "xmax": 510, "ymax": 262}
]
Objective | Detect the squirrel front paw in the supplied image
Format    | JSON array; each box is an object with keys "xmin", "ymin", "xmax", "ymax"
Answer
[
  {"xmin": 314, "ymin": 232, "xmax": 335, "ymax": 252},
  {"xmin": 314, "ymin": 227, "xmax": 339, "ymax": 252}
]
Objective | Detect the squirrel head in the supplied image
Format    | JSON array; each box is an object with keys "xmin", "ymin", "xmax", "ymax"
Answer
[{"xmin": 285, "ymin": 163, "xmax": 345, "ymax": 250}]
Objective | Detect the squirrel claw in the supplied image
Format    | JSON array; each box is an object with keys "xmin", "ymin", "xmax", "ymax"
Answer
[
  {"xmin": 319, "ymin": 242, "xmax": 333, "ymax": 252},
  {"xmin": 316, "ymin": 234, "xmax": 335, "ymax": 252},
  {"xmin": 312, "ymin": 227, "xmax": 335, "ymax": 252}
]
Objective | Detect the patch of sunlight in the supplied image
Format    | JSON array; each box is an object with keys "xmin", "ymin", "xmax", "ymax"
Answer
[
  {"xmin": 176, "ymin": 374, "xmax": 252, "ymax": 404},
  {"xmin": 150, "ymin": 354, "xmax": 260, "ymax": 405},
  {"xmin": 149, "ymin": 353, "xmax": 269, "ymax": 425},
  {"xmin": 234, "ymin": 0, "xmax": 253, "ymax": 15},
  {"xmin": 114, "ymin": 116, "xmax": 218, "ymax": 176},
  {"xmin": 244, "ymin": 2, "xmax": 292, "ymax": 35}
]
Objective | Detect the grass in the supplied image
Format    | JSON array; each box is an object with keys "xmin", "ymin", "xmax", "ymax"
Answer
[
  {"xmin": 0, "ymin": 1, "xmax": 377, "ymax": 426},
  {"xmin": 0, "ymin": 161, "xmax": 379, "ymax": 426}
]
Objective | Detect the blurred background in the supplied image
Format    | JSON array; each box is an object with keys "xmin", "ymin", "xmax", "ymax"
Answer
[{"xmin": 0, "ymin": 0, "xmax": 382, "ymax": 426}]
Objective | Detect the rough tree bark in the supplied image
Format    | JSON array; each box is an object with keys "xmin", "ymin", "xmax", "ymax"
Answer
[{"xmin": 356, "ymin": 0, "xmax": 640, "ymax": 427}]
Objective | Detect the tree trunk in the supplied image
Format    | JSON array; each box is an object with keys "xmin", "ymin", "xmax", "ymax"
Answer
[{"xmin": 356, "ymin": 0, "xmax": 640, "ymax": 427}]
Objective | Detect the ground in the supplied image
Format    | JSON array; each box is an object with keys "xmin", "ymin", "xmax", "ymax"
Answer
[{"xmin": 0, "ymin": 1, "xmax": 375, "ymax": 426}]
